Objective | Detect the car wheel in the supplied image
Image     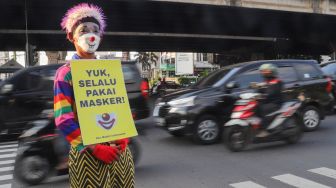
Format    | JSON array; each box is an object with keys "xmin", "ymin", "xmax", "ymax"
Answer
[
  {"xmin": 14, "ymin": 155, "xmax": 50, "ymax": 185},
  {"xmin": 302, "ymin": 106, "xmax": 321, "ymax": 131},
  {"xmin": 168, "ymin": 129, "xmax": 185, "ymax": 137},
  {"xmin": 193, "ymin": 115, "xmax": 220, "ymax": 144}
]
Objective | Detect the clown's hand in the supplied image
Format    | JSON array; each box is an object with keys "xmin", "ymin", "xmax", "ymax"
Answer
[
  {"xmin": 90, "ymin": 144, "xmax": 119, "ymax": 164},
  {"xmin": 116, "ymin": 138, "xmax": 129, "ymax": 152}
]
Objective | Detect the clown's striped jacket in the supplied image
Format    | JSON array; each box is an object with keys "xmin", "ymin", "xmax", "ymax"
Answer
[{"xmin": 54, "ymin": 63, "xmax": 85, "ymax": 152}]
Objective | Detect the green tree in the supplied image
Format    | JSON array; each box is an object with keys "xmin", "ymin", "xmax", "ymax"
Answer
[
  {"xmin": 200, "ymin": 70, "xmax": 209, "ymax": 78},
  {"xmin": 135, "ymin": 52, "xmax": 159, "ymax": 71}
]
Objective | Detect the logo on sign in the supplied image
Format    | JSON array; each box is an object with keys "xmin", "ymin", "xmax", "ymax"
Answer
[{"xmin": 96, "ymin": 113, "xmax": 117, "ymax": 130}]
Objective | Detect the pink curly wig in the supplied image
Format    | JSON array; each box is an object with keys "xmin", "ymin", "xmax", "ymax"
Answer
[{"xmin": 61, "ymin": 3, "xmax": 106, "ymax": 34}]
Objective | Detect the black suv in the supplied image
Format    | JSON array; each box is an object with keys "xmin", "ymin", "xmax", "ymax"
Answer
[
  {"xmin": 154, "ymin": 60, "xmax": 334, "ymax": 144},
  {"xmin": 0, "ymin": 61, "xmax": 149, "ymax": 137}
]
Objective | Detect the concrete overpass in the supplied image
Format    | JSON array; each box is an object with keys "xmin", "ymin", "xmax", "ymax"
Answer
[
  {"xmin": 1, "ymin": 0, "xmax": 336, "ymax": 64},
  {"xmin": 154, "ymin": 0, "xmax": 336, "ymax": 15}
]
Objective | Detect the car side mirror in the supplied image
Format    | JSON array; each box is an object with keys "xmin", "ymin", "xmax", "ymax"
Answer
[
  {"xmin": 226, "ymin": 81, "xmax": 239, "ymax": 89},
  {"xmin": 0, "ymin": 84, "xmax": 13, "ymax": 95}
]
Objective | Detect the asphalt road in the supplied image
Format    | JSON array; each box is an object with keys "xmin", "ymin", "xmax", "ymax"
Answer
[{"xmin": 6, "ymin": 115, "xmax": 336, "ymax": 188}]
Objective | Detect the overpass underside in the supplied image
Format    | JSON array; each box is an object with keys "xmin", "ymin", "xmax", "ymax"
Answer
[{"xmin": 1, "ymin": 0, "xmax": 336, "ymax": 55}]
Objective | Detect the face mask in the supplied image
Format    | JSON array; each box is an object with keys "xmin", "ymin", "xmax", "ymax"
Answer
[{"xmin": 77, "ymin": 33, "xmax": 101, "ymax": 53}]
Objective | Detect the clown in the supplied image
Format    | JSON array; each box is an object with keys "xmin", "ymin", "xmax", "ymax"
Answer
[{"xmin": 54, "ymin": 3, "xmax": 135, "ymax": 188}]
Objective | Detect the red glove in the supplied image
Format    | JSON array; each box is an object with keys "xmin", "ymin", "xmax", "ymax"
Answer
[
  {"xmin": 116, "ymin": 138, "xmax": 129, "ymax": 152},
  {"xmin": 91, "ymin": 144, "xmax": 119, "ymax": 164}
]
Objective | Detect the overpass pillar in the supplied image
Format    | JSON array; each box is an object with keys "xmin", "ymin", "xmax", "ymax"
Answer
[
  {"xmin": 122, "ymin": 52, "xmax": 130, "ymax": 61},
  {"xmin": 312, "ymin": 0, "xmax": 330, "ymax": 14},
  {"xmin": 230, "ymin": 0, "xmax": 241, "ymax": 6},
  {"xmin": 46, "ymin": 51, "xmax": 67, "ymax": 64}
]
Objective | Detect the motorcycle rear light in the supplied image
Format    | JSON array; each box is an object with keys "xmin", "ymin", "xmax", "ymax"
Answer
[
  {"xmin": 140, "ymin": 81, "xmax": 149, "ymax": 99},
  {"xmin": 326, "ymin": 77, "xmax": 333, "ymax": 93},
  {"xmin": 233, "ymin": 101, "xmax": 257, "ymax": 112},
  {"xmin": 233, "ymin": 105, "xmax": 245, "ymax": 112},
  {"xmin": 240, "ymin": 111, "xmax": 254, "ymax": 119}
]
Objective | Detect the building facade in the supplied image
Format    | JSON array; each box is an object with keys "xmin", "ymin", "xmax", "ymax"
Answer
[
  {"xmin": 0, "ymin": 52, "xmax": 9, "ymax": 65},
  {"xmin": 158, "ymin": 52, "xmax": 218, "ymax": 82}
]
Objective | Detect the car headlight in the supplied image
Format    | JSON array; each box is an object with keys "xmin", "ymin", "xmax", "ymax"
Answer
[{"xmin": 168, "ymin": 96, "xmax": 196, "ymax": 107}]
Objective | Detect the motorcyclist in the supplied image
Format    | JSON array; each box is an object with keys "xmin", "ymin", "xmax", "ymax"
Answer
[
  {"xmin": 253, "ymin": 63, "xmax": 283, "ymax": 137},
  {"xmin": 157, "ymin": 77, "xmax": 163, "ymax": 91}
]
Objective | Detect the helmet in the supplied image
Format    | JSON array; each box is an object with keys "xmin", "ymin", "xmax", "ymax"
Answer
[{"xmin": 259, "ymin": 63, "xmax": 278, "ymax": 77}]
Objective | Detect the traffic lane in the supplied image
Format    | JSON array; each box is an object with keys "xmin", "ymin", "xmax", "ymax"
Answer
[
  {"xmin": 135, "ymin": 117, "xmax": 156, "ymax": 135},
  {"xmin": 13, "ymin": 176, "xmax": 69, "ymax": 188},
  {"xmin": 11, "ymin": 116, "xmax": 336, "ymax": 188},
  {"xmin": 11, "ymin": 117, "xmax": 155, "ymax": 188},
  {"xmin": 136, "ymin": 116, "xmax": 336, "ymax": 188}
]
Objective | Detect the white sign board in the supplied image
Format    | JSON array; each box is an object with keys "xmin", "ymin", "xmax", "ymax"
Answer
[{"xmin": 175, "ymin": 53, "xmax": 194, "ymax": 75}]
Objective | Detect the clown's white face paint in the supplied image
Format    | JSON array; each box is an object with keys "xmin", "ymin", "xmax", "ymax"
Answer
[
  {"xmin": 73, "ymin": 22, "xmax": 101, "ymax": 54},
  {"xmin": 78, "ymin": 33, "xmax": 101, "ymax": 53}
]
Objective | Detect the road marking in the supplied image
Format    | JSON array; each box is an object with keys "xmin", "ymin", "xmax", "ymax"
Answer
[
  {"xmin": 230, "ymin": 181, "xmax": 266, "ymax": 188},
  {"xmin": 0, "ymin": 166, "xmax": 14, "ymax": 172},
  {"xmin": 0, "ymin": 175, "xmax": 12, "ymax": 181},
  {"xmin": 309, "ymin": 167, "xmax": 336, "ymax": 180},
  {"xmin": 0, "ymin": 149, "xmax": 17, "ymax": 153},
  {"xmin": 272, "ymin": 174, "xmax": 331, "ymax": 188},
  {"xmin": 0, "ymin": 184, "xmax": 11, "ymax": 188},
  {"xmin": 0, "ymin": 160, "xmax": 15, "ymax": 165},
  {"xmin": 0, "ymin": 145, "xmax": 18, "ymax": 149},
  {"xmin": 0, "ymin": 154, "xmax": 16, "ymax": 159}
]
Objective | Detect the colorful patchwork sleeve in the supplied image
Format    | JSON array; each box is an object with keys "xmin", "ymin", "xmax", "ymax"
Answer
[{"xmin": 54, "ymin": 65, "xmax": 85, "ymax": 152}]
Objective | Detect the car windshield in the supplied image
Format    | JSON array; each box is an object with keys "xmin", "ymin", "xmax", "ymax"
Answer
[{"xmin": 193, "ymin": 68, "xmax": 232, "ymax": 88}]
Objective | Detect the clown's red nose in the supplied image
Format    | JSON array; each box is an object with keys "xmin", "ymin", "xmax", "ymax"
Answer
[{"xmin": 89, "ymin": 36, "xmax": 95, "ymax": 42}]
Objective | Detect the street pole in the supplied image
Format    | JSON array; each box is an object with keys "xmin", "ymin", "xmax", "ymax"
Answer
[{"xmin": 24, "ymin": 0, "xmax": 29, "ymax": 67}]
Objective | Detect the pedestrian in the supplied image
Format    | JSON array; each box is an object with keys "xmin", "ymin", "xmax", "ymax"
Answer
[
  {"xmin": 162, "ymin": 77, "xmax": 167, "ymax": 87},
  {"xmin": 156, "ymin": 77, "xmax": 162, "ymax": 91},
  {"xmin": 54, "ymin": 3, "xmax": 135, "ymax": 188}
]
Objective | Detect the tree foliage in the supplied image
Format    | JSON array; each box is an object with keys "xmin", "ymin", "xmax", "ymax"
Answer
[{"xmin": 135, "ymin": 52, "xmax": 159, "ymax": 71}]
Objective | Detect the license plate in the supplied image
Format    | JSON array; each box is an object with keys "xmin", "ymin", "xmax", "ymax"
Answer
[{"xmin": 153, "ymin": 106, "xmax": 160, "ymax": 117}]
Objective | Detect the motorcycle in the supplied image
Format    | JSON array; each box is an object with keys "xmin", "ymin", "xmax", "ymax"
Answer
[
  {"xmin": 224, "ymin": 92, "xmax": 304, "ymax": 152},
  {"xmin": 14, "ymin": 109, "xmax": 141, "ymax": 185}
]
